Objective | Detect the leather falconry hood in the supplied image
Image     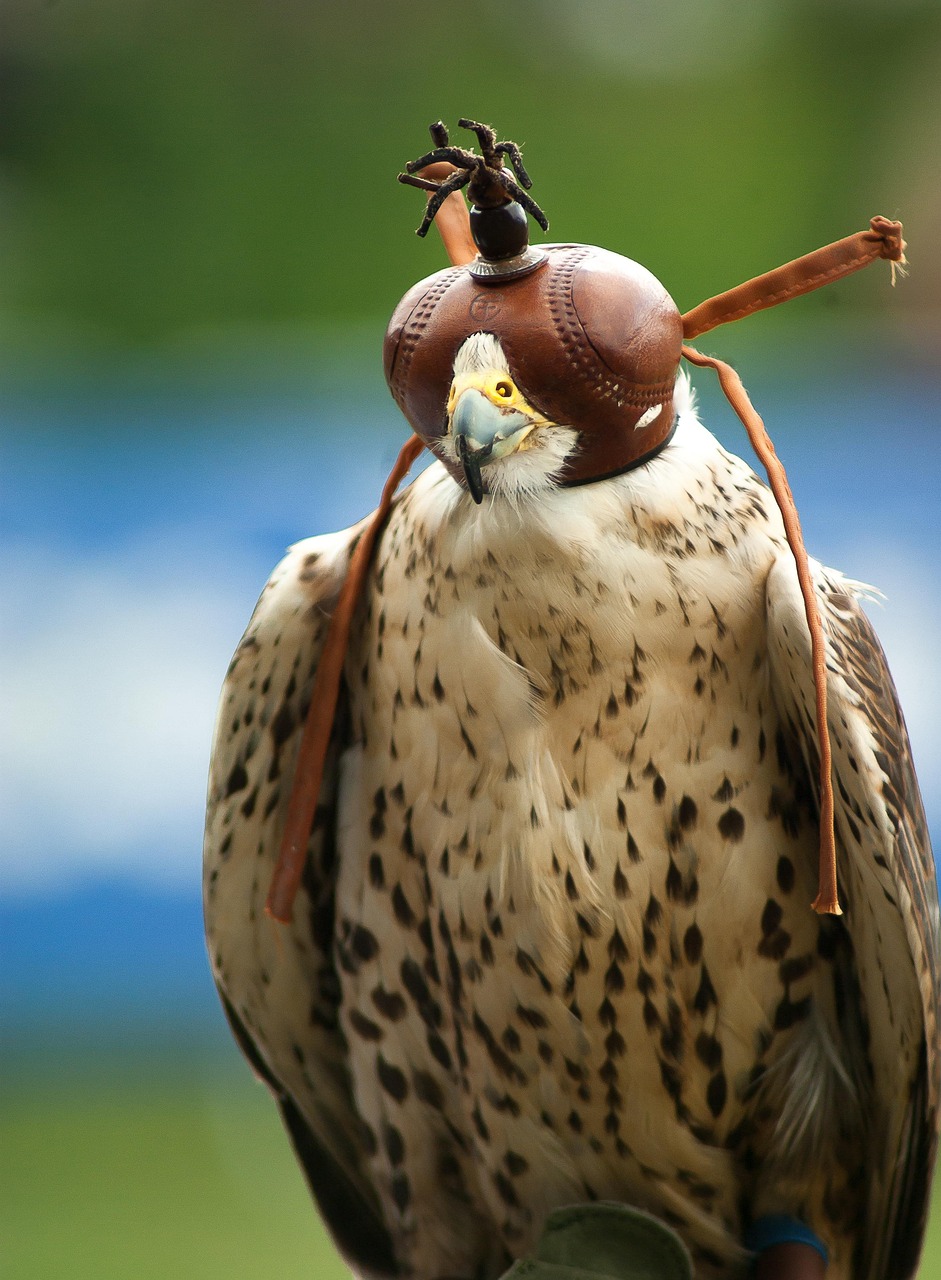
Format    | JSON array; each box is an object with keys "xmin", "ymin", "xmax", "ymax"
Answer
[
  {"xmin": 384, "ymin": 120, "xmax": 683, "ymax": 490},
  {"xmin": 265, "ymin": 117, "xmax": 906, "ymax": 928}
]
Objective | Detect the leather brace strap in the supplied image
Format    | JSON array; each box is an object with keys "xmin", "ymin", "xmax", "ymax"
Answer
[
  {"xmin": 267, "ymin": 434, "xmax": 426, "ymax": 922},
  {"xmin": 682, "ymin": 216, "xmax": 905, "ymax": 339},
  {"xmin": 682, "ymin": 346, "xmax": 839, "ymax": 916}
]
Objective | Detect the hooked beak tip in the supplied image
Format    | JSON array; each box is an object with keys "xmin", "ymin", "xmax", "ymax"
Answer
[{"xmin": 455, "ymin": 433, "xmax": 485, "ymax": 504}]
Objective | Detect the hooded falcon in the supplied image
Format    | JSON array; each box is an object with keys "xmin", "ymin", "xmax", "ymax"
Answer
[{"xmin": 203, "ymin": 122, "xmax": 939, "ymax": 1280}]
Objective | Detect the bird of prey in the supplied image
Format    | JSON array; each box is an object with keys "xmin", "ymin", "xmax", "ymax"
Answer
[{"xmin": 203, "ymin": 124, "xmax": 939, "ymax": 1280}]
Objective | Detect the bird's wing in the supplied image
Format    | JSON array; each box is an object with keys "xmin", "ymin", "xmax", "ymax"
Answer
[
  {"xmin": 203, "ymin": 524, "xmax": 399, "ymax": 1279},
  {"xmin": 765, "ymin": 554, "xmax": 940, "ymax": 1280}
]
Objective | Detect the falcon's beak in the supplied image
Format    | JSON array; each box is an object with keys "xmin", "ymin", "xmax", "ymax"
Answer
[{"xmin": 447, "ymin": 376, "xmax": 538, "ymax": 504}]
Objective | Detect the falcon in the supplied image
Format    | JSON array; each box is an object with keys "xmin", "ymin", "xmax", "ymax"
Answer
[{"xmin": 203, "ymin": 121, "xmax": 939, "ymax": 1280}]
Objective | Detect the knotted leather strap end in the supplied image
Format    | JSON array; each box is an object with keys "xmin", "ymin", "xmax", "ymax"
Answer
[{"xmin": 682, "ymin": 216, "xmax": 906, "ymax": 339}]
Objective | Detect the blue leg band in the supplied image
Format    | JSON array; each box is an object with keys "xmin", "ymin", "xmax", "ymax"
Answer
[{"xmin": 744, "ymin": 1215, "xmax": 829, "ymax": 1265}]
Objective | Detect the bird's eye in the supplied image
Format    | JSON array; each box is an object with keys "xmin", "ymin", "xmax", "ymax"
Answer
[{"xmin": 494, "ymin": 380, "xmax": 514, "ymax": 400}]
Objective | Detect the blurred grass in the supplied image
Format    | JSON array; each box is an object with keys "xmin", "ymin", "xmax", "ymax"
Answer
[
  {"xmin": 0, "ymin": 1057, "xmax": 347, "ymax": 1280},
  {"xmin": 2, "ymin": 1054, "xmax": 940, "ymax": 1279}
]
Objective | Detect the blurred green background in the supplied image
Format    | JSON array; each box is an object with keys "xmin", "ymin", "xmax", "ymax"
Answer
[{"xmin": 2, "ymin": 1, "xmax": 940, "ymax": 1277}]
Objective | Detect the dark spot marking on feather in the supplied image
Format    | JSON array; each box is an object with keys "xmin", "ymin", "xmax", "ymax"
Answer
[
  {"xmin": 608, "ymin": 928, "xmax": 629, "ymax": 963},
  {"xmin": 707, "ymin": 1072, "xmax": 727, "ymax": 1117},
  {"xmin": 460, "ymin": 723, "xmax": 477, "ymax": 759},
  {"xmin": 505, "ymin": 1151, "xmax": 529, "ymax": 1177},
  {"xmin": 391, "ymin": 1172, "xmax": 411, "ymax": 1214},
  {"xmin": 695, "ymin": 1032, "xmax": 722, "ymax": 1071},
  {"xmin": 349, "ymin": 1009, "xmax": 383, "ymax": 1041},
  {"xmin": 473, "ymin": 1012, "xmax": 526, "ymax": 1083},
  {"xmin": 471, "ymin": 1104, "xmax": 490, "ymax": 1143},
  {"xmin": 369, "ymin": 788, "xmax": 386, "ymax": 839},
  {"xmin": 666, "ymin": 860, "xmax": 683, "ymax": 901},
  {"xmin": 400, "ymin": 958, "xmax": 442, "ymax": 1028},
  {"xmin": 659, "ymin": 1059, "xmax": 683, "ymax": 1102},
  {"xmin": 694, "ymin": 965, "xmax": 717, "ymax": 1013},
  {"xmin": 683, "ymin": 924, "xmax": 703, "ymax": 964},
  {"xmin": 491, "ymin": 1092, "xmax": 521, "ymax": 1117},
  {"xmin": 613, "ymin": 862, "xmax": 629, "ymax": 898},
  {"xmin": 516, "ymin": 947, "xmax": 553, "ymax": 994},
  {"xmin": 376, "ymin": 1054, "xmax": 408, "ymax": 1102},
  {"xmin": 383, "ymin": 1123, "xmax": 405, "ymax": 1167},
  {"xmin": 391, "ymin": 884, "xmax": 415, "ymax": 929},
  {"xmin": 599, "ymin": 997, "xmax": 617, "ymax": 1026},
  {"xmin": 413, "ymin": 1069, "xmax": 444, "ymax": 1109},
  {"xmin": 606, "ymin": 1027, "xmax": 626, "ymax": 1058},
  {"xmin": 517, "ymin": 1003, "xmax": 546, "ymax": 1029},
  {"xmin": 660, "ymin": 1000, "xmax": 684, "ymax": 1060},
  {"xmin": 271, "ymin": 701, "xmax": 296, "ymax": 747},
  {"xmin": 776, "ymin": 855, "xmax": 795, "ymax": 894},
  {"xmin": 713, "ymin": 777, "xmax": 734, "ymax": 803},
  {"xmin": 225, "ymin": 761, "xmax": 248, "ymax": 797},
  {"xmin": 427, "ymin": 1031, "xmax": 453, "ymax": 1070},
  {"xmin": 372, "ymin": 986, "xmax": 406, "ymax": 1021},
  {"xmin": 774, "ymin": 994, "xmax": 812, "ymax": 1031},
  {"xmin": 502, "ymin": 1025, "xmax": 522, "ymax": 1054},
  {"xmin": 417, "ymin": 917, "xmax": 434, "ymax": 954},
  {"xmin": 368, "ymin": 853, "xmax": 385, "ymax": 889},
  {"xmin": 643, "ymin": 999, "xmax": 661, "ymax": 1030},
  {"xmin": 678, "ymin": 796, "xmax": 698, "ymax": 829},
  {"xmin": 494, "ymin": 1171, "xmax": 519, "ymax": 1208},
  {"xmin": 351, "ymin": 925, "xmax": 379, "ymax": 962},
  {"xmin": 759, "ymin": 928, "xmax": 792, "ymax": 961},
  {"xmin": 780, "ymin": 953, "xmax": 814, "ymax": 985},
  {"xmin": 718, "ymin": 807, "xmax": 745, "ymax": 841},
  {"xmin": 577, "ymin": 911, "xmax": 599, "ymax": 938},
  {"xmin": 761, "ymin": 899, "xmax": 783, "ymax": 935}
]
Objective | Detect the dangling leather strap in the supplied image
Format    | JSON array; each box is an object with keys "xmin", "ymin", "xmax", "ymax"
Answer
[
  {"xmin": 682, "ymin": 346, "xmax": 839, "ymax": 915},
  {"xmin": 266, "ymin": 434, "xmax": 426, "ymax": 922},
  {"xmin": 679, "ymin": 216, "xmax": 904, "ymax": 915},
  {"xmin": 682, "ymin": 216, "xmax": 905, "ymax": 339}
]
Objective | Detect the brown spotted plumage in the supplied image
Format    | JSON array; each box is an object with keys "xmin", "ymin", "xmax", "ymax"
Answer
[{"xmin": 204, "ymin": 363, "xmax": 939, "ymax": 1280}]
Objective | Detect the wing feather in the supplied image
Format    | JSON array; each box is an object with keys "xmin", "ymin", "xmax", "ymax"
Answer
[
  {"xmin": 766, "ymin": 554, "xmax": 940, "ymax": 1280},
  {"xmin": 203, "ymin": 524, "xmax": 398, "ymax": 1278}
]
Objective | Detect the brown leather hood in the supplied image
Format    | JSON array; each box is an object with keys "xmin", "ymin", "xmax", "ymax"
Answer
[{"xmin": 383, "ymin": 243, "xmax": 684, "ymax": 490}]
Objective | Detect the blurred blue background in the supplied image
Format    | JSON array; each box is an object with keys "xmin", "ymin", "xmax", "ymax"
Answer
[{"xmin": 2, "ymin": 1, "xmax": 939, "ymax": 1276}]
